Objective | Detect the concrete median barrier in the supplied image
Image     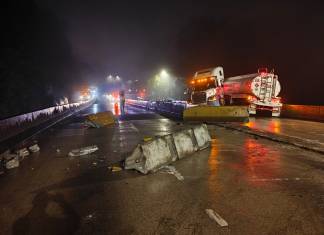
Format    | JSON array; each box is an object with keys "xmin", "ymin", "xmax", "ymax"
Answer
[
  {"xmin": 192, "ymin": 124, "xmax": 211, "ymax": 150},
  {"xmin": 125, "ymin": 124, "xmax": 211, "ymax": 174},
  {"xmin": 124, "ymin": 137, "xmax": 174, "ymax": 174},
  {"xmin": 183, "ymin": 106, "xmax": 249, "ymax": 122},
  {"xmin": 172, "ymin": 129, "xmax": 198, "ymax": 159}
]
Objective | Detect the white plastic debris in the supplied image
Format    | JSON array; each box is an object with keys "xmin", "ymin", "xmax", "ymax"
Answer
[
  {"xmin": 16, "ymin": 148, "xmax": 30, "ymax": 158},
  {"xmin": 205, "ymin": 209, "xmax": 228, "ymax": 227},
  {"xmin": 83, "ymin": 212, "xmax": 97, "ymax": 223},
  {"xmin": 6, "ymin": 156, "xmax": 20, "ymax": 169},
  {"xmin": 68, "ymin": 145, "xmax": 99, "ymax": 157},
  {"xmin": 29, "ymin": 144, "xmax": 40, "ymax": 153}
]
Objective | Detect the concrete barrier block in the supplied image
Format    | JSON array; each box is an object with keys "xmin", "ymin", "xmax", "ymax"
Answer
[
  {"xmin": 125, "ymin": 124, "xmax": 211, "ymax": 174},
  {"xmin": 164, "ymin": 134, "xmax": 178, "ymax": 161},
  {"xmin": 192, "ymin": 124, "xmax": 211, "ymax": 150},
  {"xmin": 183, "ymin": 105, "xmax": 249, "ymax": 122},
  {"xmin": 172, "ymin": 129, "xmax": 198, "ymax": 159},
  {"xmin": 124, "ymin": 145, "xmax": 147, "ymax": 173},
  {"xmin": 124, "ymin": 137, "xmax": 174, "ymax": 174}
]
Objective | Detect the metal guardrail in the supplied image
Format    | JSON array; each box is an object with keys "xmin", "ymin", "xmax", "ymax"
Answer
[
  {"xmin": 0, "ymin": 100, "xmax": 92, "ymax": 142},
  {"xmin": 126, "ymin": 99, "xmax": 187, "ymax": 118}
]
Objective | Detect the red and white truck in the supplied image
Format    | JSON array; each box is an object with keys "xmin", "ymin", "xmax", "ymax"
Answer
[{"xmin": 188, "ymin": 67, "xmax": 283, "ymax": 117}]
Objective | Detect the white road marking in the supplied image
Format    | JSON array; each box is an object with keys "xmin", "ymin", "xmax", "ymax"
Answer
[{"xmin": 205, "ymin": 209, "xmax": 228, "ymax": 227}]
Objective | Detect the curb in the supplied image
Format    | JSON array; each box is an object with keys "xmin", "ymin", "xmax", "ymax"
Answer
[{"xmin": 215, "ymin": 123, "xmax": 324, "ymax": 155}]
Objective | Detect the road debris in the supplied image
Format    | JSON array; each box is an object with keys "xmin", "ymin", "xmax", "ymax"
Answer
[
  {"xmin": 5, "ymin": 156, "xmax": 20, "ymax": 169},
  {"xmin": 92, "ymin": 162, "xmax": 97, "ymax": 166},
  {"xmin": 56, "ymin": 149, "xmax": 61, "ymax": 153},
  {"xmin": 68, "ymin": 145, "xmax": 98, "ymax": 157},
  {"xmin": 29, "ymin": 144, "xmax": 40, "ymax": 153},
  {"xmin": 108, "ymin": 166, "xmax": 123, "ymax": 172},
  {"xmin": 83, "ymin": 212, "xmax": 97, "ymax": 223},
  {"xmin": 16, "ymin": 148, "xmax": 30, "ymax": 158},
  {"xmin": 159, "ymin": 165, "xmax": 184, "ymax": 181},
  {"xmin": 85, "ymin": 111, "xmax": 115, "ymax": 128},
  {"xmin": 205, "ymin": 209, "xmax": 228, "ymax": 227},
  {"xmin": 143, "ymin": 137, "xmax": 152, "ymax": 142},
  {"xmin": 125, "ymin": 124, "xmax": 211, "ymax": 174}
]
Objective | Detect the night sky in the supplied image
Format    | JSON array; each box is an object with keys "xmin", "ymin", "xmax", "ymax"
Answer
[{"xmin": 1, "ymin": 0, "xmax": 324, "ymax": 117}]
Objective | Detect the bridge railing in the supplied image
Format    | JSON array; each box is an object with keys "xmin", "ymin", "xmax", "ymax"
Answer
[{"xmin": 0, "ymin": 100, "xmax": 93, "ymax": 142}]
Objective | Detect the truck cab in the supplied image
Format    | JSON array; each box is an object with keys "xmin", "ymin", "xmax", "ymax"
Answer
[{"xmin": 189, "ymin": 67, "xmax": 224, "ymax": 105}]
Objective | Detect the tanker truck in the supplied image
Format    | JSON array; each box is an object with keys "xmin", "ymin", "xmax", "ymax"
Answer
[{"xmin": 188, "ymin": 67, "xmax": 283, "ymax": 117}]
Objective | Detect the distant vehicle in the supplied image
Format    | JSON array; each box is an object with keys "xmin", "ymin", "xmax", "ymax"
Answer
[
  {"xmin": 146, "ymin": 100, "xmax": 157, "ymax": 111},
  {"xmin": 188, "ymin": 67, "xmax": 282, "ymax": 116}
]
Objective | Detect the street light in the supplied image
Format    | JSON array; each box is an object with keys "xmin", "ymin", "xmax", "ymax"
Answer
[{"xmin": 160, "ymin": 69, "xmax": 169, "ymax": 79}]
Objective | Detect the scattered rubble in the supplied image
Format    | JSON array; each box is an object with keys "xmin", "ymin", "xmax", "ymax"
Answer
[
  {"xmin": 29, "ymin": 144, "xmax": 40, "ymax": 153},
  {"xmin": 5, "ymin": 156, "xmax": 20, "ymax": 169},
  {"xmin": 16, "ymin": 148, "xmax": 30, "ymax": 159},
  {"xmin": 0, "ymin": 144, "xmax": 40, "ymax": 172},
  {"xmin": 68, "ymin": 145, "xmax": 99, "ymax": 157}
]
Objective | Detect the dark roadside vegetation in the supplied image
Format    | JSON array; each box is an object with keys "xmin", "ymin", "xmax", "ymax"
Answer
[{"xmin": 0, "ymin": 0, "xmax": 83, "ymax": 119}]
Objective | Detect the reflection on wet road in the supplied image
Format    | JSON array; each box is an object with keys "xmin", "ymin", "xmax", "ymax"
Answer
[{"xmin": 245, "ymin": 117, "xmax": 324, "ymax": 146}]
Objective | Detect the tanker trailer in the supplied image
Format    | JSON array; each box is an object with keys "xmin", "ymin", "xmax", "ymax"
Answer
[{"xmin": 223, "ymin": 68, "xmax": 282, "ymax": 116}]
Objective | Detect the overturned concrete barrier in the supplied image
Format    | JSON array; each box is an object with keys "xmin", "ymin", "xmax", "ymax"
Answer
[
  {"xmin": 125, "ymin": 136, "xmax": 174, "ymax": 174},
  {"xmin": 192, "ymin": 124, "xmax": 211, "ymax": 150},
  {"xmin": 125, "ymin": 124, "xmax": 211, "ymax": 174},
  {"xmin": 173, "ymin": 129, "xmax": 198, "ymax": 159}
]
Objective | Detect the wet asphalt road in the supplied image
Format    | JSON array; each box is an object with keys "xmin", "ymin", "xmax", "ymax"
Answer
[
  {"xmin": 245, "ymin": 117, "xmax": 324, "ymax": 147},
  {"xmin": 0, "ymin": 101, "xmax": 324, "ymax": 234}
]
